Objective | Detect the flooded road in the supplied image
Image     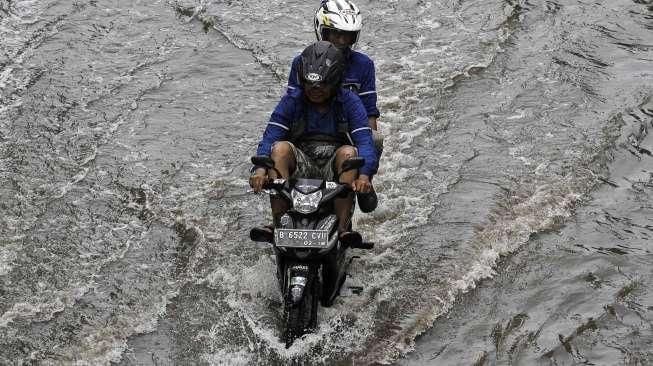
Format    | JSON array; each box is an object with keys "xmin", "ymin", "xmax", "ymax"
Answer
[{"xmin": 0, "ymin": 0, "xmax": 651, "ymax": 364}]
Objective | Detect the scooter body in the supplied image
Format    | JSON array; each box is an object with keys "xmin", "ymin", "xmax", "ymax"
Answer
[{"xmin": 250, "ymin": 156, "xmax": 373, "ymax": 347}]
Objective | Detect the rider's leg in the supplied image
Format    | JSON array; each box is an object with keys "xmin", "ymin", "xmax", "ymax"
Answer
[
  {"xmin": 269, "ymin": 142, "xmax": 295, "ymax": 226},
  {"xmin": 333, "ymin": 145, "xmax": 357, "ymax": 234},
  {"xmin": 356, "ymin": 130, "xmax": 382, "ymax": 213},
  {"xmin": 269, "ymin": 141, "xmax": 295, "ymax": 179}
]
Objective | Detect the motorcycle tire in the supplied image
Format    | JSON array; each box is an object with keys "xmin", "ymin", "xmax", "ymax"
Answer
[{"xmin": 283, "ymin": 267, "xmax": 319, "ymax": 348}]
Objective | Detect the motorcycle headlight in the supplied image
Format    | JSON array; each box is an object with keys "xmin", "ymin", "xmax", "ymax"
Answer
[{"xmin": 292, "ymin": 190, "xmax": 322, "ymax": 214}]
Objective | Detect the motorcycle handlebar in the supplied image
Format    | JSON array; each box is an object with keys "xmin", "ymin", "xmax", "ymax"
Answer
[
  {"xmin": 258, "ymin": 179, "xmax": 353, "ymax": 193},
  {"xmin": 261, "ymin": 179, "xmax": 285, "ymax": 191}
]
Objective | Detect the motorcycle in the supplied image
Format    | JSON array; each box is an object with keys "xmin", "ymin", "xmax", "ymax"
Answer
[{"xmin": 249, "ymin": 155, "xmax": 374, "ymax": 348}]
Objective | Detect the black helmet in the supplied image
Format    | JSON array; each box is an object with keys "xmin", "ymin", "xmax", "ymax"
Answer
[{"xmin": 298, "ymin": 41, "xmax": 345, "ymax": 90}]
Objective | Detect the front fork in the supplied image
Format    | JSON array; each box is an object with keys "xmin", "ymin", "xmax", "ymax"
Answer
[
  {"xmin": 283, "ymin": 263, "xmax": 313, "ymax": 305},
  {"xmin": 288, "ymin": 271, "xmax": 308, "ymax": 305}
]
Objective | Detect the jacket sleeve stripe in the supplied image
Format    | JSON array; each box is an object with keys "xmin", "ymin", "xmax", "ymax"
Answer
[
  {"xmin": 268, "ymin": 122, "xmax": 290, "ymax": 131},
  {"xmin": 358, "ymin": 90, "xmax": 376, "ymax": 96},
  {"xmin": 351, "ymin": 126, "xmax": 372, "ymax": 134}
]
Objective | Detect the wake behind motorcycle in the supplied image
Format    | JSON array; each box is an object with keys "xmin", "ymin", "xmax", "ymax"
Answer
[{"xmin": 249, "ymin": 155, "xmax": 374, "ymax": 348}]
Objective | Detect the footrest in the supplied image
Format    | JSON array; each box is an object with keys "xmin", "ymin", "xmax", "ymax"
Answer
[
  {"xmin": 339, "ymin": 231, "xmax": 362, "ymax": 247},
  {"xmin": 249, "ymin": 227, "xmax": 274, "ymax": 243}
]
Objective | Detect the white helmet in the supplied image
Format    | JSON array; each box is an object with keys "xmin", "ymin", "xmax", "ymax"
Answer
[{"xmin": 314, "ymin": 0, "xmax": 363, "ymax": 46}]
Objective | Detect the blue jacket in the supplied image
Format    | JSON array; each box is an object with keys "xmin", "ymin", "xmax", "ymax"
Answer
[
  {"xmin": 256, "ymin": 88, "xmax": 378, "ymax": 177},
  {"xmin": 288, "ymin": 50, "xmax": 380, "ymax": 118}
]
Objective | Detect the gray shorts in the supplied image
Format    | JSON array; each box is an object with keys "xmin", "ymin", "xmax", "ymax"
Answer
[{"xmin": 279, "ymin": 141, "xmax": 343, "ymax": 180}]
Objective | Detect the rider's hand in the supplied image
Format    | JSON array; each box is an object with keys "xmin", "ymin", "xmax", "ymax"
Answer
[
  {"xmin": 352, "ymin": 174, "xmax": 372, "ymax": 193},
  {"xmin": 249, "ymin": 168, "xmax": 268, "ymax": 193}
]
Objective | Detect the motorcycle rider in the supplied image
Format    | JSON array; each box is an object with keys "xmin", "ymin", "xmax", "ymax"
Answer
[
  {"xmin": 287, "ymin": 0, "xmax": 380, "ymax": 212},
  {"xmin": 250, "ymin": 41, "xmax": 378, "ymax": 239}
]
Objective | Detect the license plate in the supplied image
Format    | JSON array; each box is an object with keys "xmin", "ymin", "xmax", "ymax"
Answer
[{"xmin": 275, "ymin": 229, "xmax": 329, "ymax": 248}]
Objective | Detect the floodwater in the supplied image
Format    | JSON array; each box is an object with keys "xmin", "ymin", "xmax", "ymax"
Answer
[{"xmin": 0, "ymin": 0, "xmax": 651, "ymax": 365}]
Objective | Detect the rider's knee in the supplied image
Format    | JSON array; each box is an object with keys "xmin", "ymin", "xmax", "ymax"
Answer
[
  {"xmin": 271, "ymin": 141, "xmax": 293, "ymax": 159},
  {"xmin": 336, "ymin": 145, "xmax": 357, "ymax": 160}
]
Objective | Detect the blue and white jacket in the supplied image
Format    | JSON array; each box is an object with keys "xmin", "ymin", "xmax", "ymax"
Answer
[
  {"xmin": 288, "ymin": 49, "xmax": 380, "ymax": 118},
  {"xmin": 256, "ymin": 88, "xmax": 378, "ymax": 177}
]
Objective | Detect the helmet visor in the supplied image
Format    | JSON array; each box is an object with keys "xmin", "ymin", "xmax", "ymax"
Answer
[{"xmin": 321, "ymin": 27, "xmax": 358, "ymax": 48}]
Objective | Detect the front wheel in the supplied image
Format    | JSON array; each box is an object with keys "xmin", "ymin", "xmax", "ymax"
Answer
[{"xmin": 283, "ymin": 266, "xmax": 319, "ymax": 348}]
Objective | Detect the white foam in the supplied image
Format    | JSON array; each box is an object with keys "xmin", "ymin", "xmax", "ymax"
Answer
[
  {"xmin": 0, "ymin": 285, "xmax": 92, "ymax": 327},
  {"xmin": 202, "ymin": 350, "xmax": 253, "ymax": 366},
  {"xmin": 0, "ymin": 244, "xmax": 18, "ymax": 277},
  {"xmin": 373, "ymin": 181, "xmax": 584, "ymax": 362}
]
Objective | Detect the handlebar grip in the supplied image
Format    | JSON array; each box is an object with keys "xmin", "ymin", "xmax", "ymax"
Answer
[{"xmin": 262, "ymin": 178, "xmax": 286, "ymax": 189}]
